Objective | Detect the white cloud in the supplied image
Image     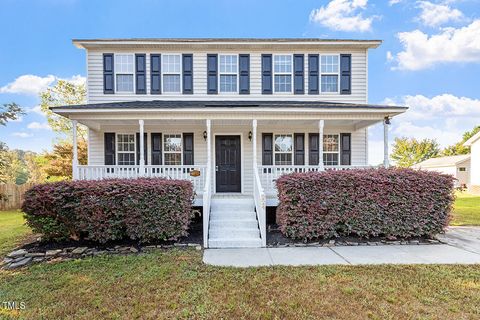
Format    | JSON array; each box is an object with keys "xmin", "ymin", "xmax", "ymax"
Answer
[
  {"xmin": 309, "ymin": 0, "xmax": 376, "ymax": 32},
  {"xmin": 386, "ymin": 51, "xmax": 394, "ymax": 61},
  {"xmin": 417, "ymin": 1, "xmax": 464, "ymax": 27},
  {"xmin": 27, "ymin": 121, "xmax": 51, "ymax": 130},
  {"xmin": 28, "ymin": 105, "xmax": 44, "ymax": 115},
  {"xmin": 12, "ymin": 132, "xmax": 33, "ymax": 138},
  {"xmin": 389, "ymin": 0, "xmax": 402, "ymax": 5},
  {"xmin": 0, "ymin": 74, "xmax": 55, "ymax": 95},
  {"xmin": 392, "ymin": 20, "xmax": 480, "ymax": 70},
  {"xmin": 0, "ymin": 74, "xmax": 86, "ymax": 96}
]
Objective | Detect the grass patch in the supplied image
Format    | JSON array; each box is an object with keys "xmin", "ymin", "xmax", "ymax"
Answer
[
  {"xmin": 451, "ymin": 192, "xmax": 480, "ymax": 226},
  {"xmin": 0, "ymin": 210, "xmax": 31, "ymax": 257},
  {"xmin": 1, "ymin": 250, "xmax": 480, "ymax": 319}
]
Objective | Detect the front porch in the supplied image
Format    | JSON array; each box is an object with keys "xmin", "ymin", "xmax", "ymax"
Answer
[{"xmin": 54, "ymin": 101, "xmax": 405, "ymax": 248}]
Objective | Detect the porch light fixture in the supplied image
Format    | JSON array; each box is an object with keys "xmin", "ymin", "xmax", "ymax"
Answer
[
  {"xmin": 203, "ymin": 131, "xmax": 207, "ymax": 141},
  {"xmin": 384, "ymin": 116, "xmax": 391, "ymax": 125},
  {"xmin": 248, "ymin": 131, "xmax": 252, "ymax": 141}
]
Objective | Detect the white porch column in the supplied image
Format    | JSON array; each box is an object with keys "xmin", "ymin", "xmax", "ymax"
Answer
[
  {"xmin": 383, "ymin": 117, "xmax": 390, "ymax": 168},
  {"xmin": 252, "ymin": 119, "xmax": 257, "ymax": 167},
  {"xmin": 72, "ymin": 120, "xmax": 78, "ymax": 180},
  {"xmin": 139, "ymin": 119, "xmax": 145, "ymax": 175},
  {"xmin": 206, "ymin": 119, "xmax": 212, "ymax": 172},
  {"xmin": 318, "ymin": 120, "xmax": 325, "ymax": 171}
]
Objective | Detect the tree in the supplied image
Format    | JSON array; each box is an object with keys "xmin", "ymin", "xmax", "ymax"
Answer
[
  {"xmin": 24, "ymin": 152, "xmax": 48, "ymax": 183},
  {"xmin": 442, "ymin": 125, "xmax": 480, "ymax": 156},
  {"xmin": 391, "ymin": 137, "xmax": 440, "ymax": 168},
  {"xmin": 0, "ymin": 103, "xmax": 24, "ymax": 125},
  {"xmin": 40, "ymin": 79, "xmax": 87, "ymax": 142},
  {"xmin": 42, "ymin": 140, "xmax": 88, "ymax": 180}
]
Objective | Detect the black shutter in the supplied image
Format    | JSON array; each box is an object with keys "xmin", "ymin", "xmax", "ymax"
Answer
[
  {"xmin": 136, "ymin": 133, "xmax": 148, "ymax": 165},
  {"xmin": 135, "ymin": 54, "xmax": 146, "ymax": 94},
  {"xmin": 308, "ymin": 54, "xmax": 319, "ymax": 94},
  {"xmin": 104, "ymin": 132, "xmax": 115, "ymax": 165},
  {"xmin": 207, "ymin": 54, "xmax": 218, "ymax": 94},
  {"xmin": 308, "ymin": 133, "xmax": 319, "ymax": 165},
  {"xmin": 183, "ymin": 133, "xmax": 194, "ymax": 165},
  {"xmin": 151, "ymin": 133, "xmax": 162, "ymax": 165},
  {"xmin": 261, "ymin": 54, "xmax": 272, "ymax": 94},
  {"xmin": 239, "ymin": 54, "xmax": 250, "ymax": 94},
  {"xmin": 150, "ymin": 54, "xmax": 161, "ymax": 94},
  {"xmin": 294, "ymin": 133, "xmax": 305, "ymax": 165},
  {"xmin": 262, "ymin": 133, "xmax": 273, "ymax": 165},
  {"xmin": 103, "ymin": 53, "xmax": 114, "ymax": 94},
  {"xmin": 340, "ymin": 133, "xmax": 351, "ymax": 165},
  {"xmin": 182, "ymin": 54, "xmax": 193, "ymax": 94},
  {"xmin": 293, "ymin": 54, "xmax": 304, "ymax": 94},
  {"xmin": 340, "ymin": 54, "xmax": 351, "ymax": 95}
]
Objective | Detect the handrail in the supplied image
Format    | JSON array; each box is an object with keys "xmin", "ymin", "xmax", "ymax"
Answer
[
  {"xmin": 253, "ymin": 163, "xmax": 267, "ymax": 246},
  {"xmin": 202, "ymin": 166, "xmax": 212, "ymax": 248}
]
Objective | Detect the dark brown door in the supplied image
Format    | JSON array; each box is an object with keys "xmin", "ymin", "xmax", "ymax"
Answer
[{"xmin": 215, "ymin": 135, "xmax": 241, "ymax": 192}]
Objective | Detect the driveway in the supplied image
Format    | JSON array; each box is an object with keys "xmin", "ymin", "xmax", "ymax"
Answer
[{"xmin": 204, "ymin": 227, "xmax": 480, "ymax": 267}]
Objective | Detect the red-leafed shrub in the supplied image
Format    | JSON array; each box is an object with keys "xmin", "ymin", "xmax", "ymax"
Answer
[
  {"xmin": 276, "ymin": 168, "xmax": 455, "ymax": 241},
  {"xmin": 22, "ymin": 178, "xmax": 194, "ymax": 243}
]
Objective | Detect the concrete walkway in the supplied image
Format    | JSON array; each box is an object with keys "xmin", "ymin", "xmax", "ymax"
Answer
[{"xmin": 203, "ymin": 227, "xmax": 480, "ymax": 267}]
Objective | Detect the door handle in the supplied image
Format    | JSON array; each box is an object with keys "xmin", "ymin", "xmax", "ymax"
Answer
[{"xmin": 215, "ymin": 166, "xmax": 219, "ymax": 172}]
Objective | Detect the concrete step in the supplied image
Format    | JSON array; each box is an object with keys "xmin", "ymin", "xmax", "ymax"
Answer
[
  {"xmin": 211, "ymin": 203, "xmax": 255, "ymax": 212},
  {"xmin": 210, "ymin": 211, "xmax": 257, "ymax": 221},
  {"xmin": 208, "ymin": 238, "xmax": 263, "ymax": 248},
  {"xmin": 209, "ymin": 220, "xmax": 259, "ymax": 229},
  {"xmin": 209, "ymin": 228, "xmax": 260, "ymax": 238}
]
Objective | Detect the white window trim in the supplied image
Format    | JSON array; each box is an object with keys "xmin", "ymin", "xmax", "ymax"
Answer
[
  {"xmin": 218, "ymin": 54, "xmax": 239, "ymax": 94},
  {"xmin": 163, "ymin": 133, "xmax": 183, "ymax": 165},
  {"xmin": 320, "ymin": 54, "xmax": 340, "ymax": 94},
  {"xmin": 161, "ymin": 54, "xmax": 182, "ymax": 94},
  {"xmin": 273, "ymin": 133, "xmax": 294, "ymax": 166},
  {"xmin": 323, "ymin": 133, "xmax": 340, "ymax": 166},
  {"xmin": 115, "ymin": 133, "xmax": 136, "ymax": 166},
  {"xmin": 114, "ymin": 53, "xmax": 135, "ymax": 93},
  {"xmin": 273, "ymin": 54, "xmax": 293, "ymax": 94}
]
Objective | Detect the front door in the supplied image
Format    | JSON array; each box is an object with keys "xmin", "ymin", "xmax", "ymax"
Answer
[{"xmin": 215, "ymin": 135, "xmax": 241, "ymax": 192}]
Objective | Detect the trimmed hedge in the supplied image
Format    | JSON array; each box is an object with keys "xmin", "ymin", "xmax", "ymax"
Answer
[
  {"xmin": 276, "ymin": 168, "xmax": 455, "ymax": 240},
  {"xmin": 22, "ymin": 178, "xmax": 194, "ymax": 243}
]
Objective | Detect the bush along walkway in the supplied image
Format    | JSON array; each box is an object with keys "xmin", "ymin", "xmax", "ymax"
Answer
[{"xmin": 2, "ymin": 243, "xmax": 202, "ymax": 270}]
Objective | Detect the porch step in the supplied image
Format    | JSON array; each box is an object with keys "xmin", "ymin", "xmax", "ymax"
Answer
[{"xmin": 208, "ymin": 195, "xmax": 262, "ymax": 248}]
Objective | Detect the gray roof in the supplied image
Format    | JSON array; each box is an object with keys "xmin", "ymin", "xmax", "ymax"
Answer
[
  {"xmin": 51, "ymin": 100, "xmax": 407, "ymax": 110},
  {"xmin": 414, "ymin": 154, "xmax": 471, "ymax": 168}
]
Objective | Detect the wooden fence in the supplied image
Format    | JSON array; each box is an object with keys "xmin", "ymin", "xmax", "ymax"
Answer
[{"xmin": 0, "ymin": 183, "xmax": 34, "ymax": 211}]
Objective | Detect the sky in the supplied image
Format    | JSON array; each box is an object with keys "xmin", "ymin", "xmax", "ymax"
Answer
[{"xmin": 0, "ymin": 0, "xmax": 479, "ymax": 164}]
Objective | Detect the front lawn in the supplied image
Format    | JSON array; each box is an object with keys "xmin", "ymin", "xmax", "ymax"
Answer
[
  {"xmin": 1, "ymin": 250, "xmax": 479, "ymax": 319},
  {"xmin": 0, "ymin": 210, "xmax": 31, "ymax": 257},
  {"xmin": 451, "ymin": 192, "xmax": 480, "ymax": 226}
]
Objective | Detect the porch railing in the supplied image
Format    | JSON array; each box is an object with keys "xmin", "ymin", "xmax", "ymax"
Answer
[
  {"xmin": 253, "ymin": 165, "xmax": 267, "ymax": 246},
  {"xmin": 202, "ymin": 165, "xmax": 212, "ymax": 248},
  {"xmin": 258, "ymin": 165, "xmax": 372, "ymax": 195},
  {"xmin": 76, "ymin": 165, "xmax": 207, "ymax": 193}
]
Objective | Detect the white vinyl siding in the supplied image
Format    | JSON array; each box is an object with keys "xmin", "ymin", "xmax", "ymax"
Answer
[{"xmin": 87, "ymin": 49, "xmax": 367, "ymax": 103}]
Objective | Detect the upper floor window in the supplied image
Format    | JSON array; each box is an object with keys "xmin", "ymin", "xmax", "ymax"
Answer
[
  {"xmin": 274, "ymin": 55, "xmax": 292, "ymax": 93},
  {"xmin": 117, "ymin": 134, "xmax": 135, "ymax": 165},
  {"xmin": 219, "ymin": 55, "xmax": 238, "ymax": 93},
  {"xmin": 321, "ymin": 55, "xmax": 339, "ymax": 93},
  {"xmin": 164, "ymin": 134, "xmax": 182, "ymax": 165},
  {"xmin": 274, "ymin": 134, "xmax": 293, "ymax": 165},
  {"xmin": 323, "ymin": 134, "xmax": 339, "ymax": 165},
  {"xmin": 115, "ymin": 54, "xmax": 134, "ymax": 93},
  {"xmin": 162, "ymin": 55, "xmax": 181, "ymax": 93}
]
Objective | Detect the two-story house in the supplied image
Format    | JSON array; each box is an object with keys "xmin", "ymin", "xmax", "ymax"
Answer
[{"xmin": 52, "ymin": 38, "xmax": 407, "ymax": 248}]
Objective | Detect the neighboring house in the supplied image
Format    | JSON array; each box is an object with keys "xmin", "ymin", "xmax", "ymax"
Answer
[
  {"xmin": 414, "ymin": 155, "xmax": 471, "ymax": 188},
  {"xmin": 51, "ymin": 38, "xmax": 407, "ymax": 248},
  {"xmin": 464, "ymin": 131, "xmax": 480, "ymax": 194}
]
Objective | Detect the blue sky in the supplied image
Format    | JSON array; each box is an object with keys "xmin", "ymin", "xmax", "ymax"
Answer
[{"xmin": 0, "ymin": 0, "xmax": 479, "ymax": 164}]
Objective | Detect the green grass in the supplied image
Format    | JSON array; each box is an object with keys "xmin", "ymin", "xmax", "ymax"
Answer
[
  {"xmin": 451, "ymin": 192, "xmax": 480, "ymax": 226},
  {"xmin": 0, "ymin": 210, "xmax": 31, "ymax": 257},
  {"xmin": 0, "ymin": 250, "xmax": 479, "ymax": 319}
]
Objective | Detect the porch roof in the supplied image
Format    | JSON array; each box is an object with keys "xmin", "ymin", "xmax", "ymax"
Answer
[{"xmin": 51, "ymin": 100, "xmax": 407, "ymax": 111}]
